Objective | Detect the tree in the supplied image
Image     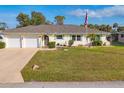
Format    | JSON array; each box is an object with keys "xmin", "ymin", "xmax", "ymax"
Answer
[
  {"xmin": 45, "ymin": 20, "xmax": 53, "ymax": 25},
  {"xmin": 99, "ymin": 24, "xmax": 106, "ymax": 31},
  {"xmin": 87, "ymin": 34, "xmax": 97, "ymax": 41},
  {"xmin": 31, "ymin": 11, "xmax": 46, "ymax": 25},
  {"xmin": 113, "ymin": 23, "xmax": 118, "ymax": 31},
  {"xmin": 106, "ymin": 25, "xmax": 112, "ymax": 32},
  {"xmin": 87, "ymin": 34, "xmax": 102, "ymax": 46},
  {"xmin": 113, "ymin": 23, "xmax": 118, "ymax": 28},
  {"xmin": 55, "ymin": 16, "xmax": 65, "ymax": 25},
  {"xmin": 80, "ymin": 23, "xmax": 112, "ymax": 32},
  {"xmin": 0, "ymin": 22, "xmax": 8, "ymax": 30},
  {"xmin": 94, "ymin": 24, "xmax": 99, "ymax": 30},
  {"xmin": 80, "ymin": 24, "xmax": 84, "ymax": 27},
  {"xmin": 68, "ymin": 40, "xmax": 74, "ymax": 47},
  {"xmin": 98, "ymin": 24, "xmax": 112, "ymax": 32},
  {"xmin": 88, "ymin": 24, "xmax": 94, "ymax": 29},
  {"xmin": 117, "ymin": 26, "xmax": 124, "ymax": 32},
  {"xmin": 16, "ymin": 13, "xmax": 30, "ymax": 27}
]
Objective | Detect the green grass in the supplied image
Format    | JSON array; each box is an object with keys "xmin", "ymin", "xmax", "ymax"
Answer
[{"xmin": 21, "ymin": 46, "xmax": 124, "ymax": 81}]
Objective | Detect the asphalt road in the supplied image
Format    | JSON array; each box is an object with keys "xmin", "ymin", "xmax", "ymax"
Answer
[{"xmin": 0, "ymin": 81, "xmax": 124, "ymax": 88}]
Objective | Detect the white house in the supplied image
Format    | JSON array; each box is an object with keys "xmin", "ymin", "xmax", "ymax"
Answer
[
  {"xmin": 0, "ymin": 30, "xmax": 4, "ymax": 42},
  {"xmin": 118, "ymin": 31, "xmax": 124, "ymax": 43},
  {"xmin": 2, "ymin": 25, "xmax": 111, "ymax": 48}
]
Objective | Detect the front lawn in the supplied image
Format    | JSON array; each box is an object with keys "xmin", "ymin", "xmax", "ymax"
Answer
[{"xmin": 21, "ymin": 46, "xmax": 124, "ymax": 81}]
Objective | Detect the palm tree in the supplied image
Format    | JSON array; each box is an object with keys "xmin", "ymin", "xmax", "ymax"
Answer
[
  {"xmin": 94, "ymin": 24, "xmax": 99, "ymax": 30},
  {"xmin": 55, "ymin": 16, "xmax": 65, "ymax": 25},
  {"xmin": 86, "ymin": 34, "xmax": 97, "ymax": 41},
  {"xmin": 0, "ymin": 22, "xmax": 8, "ymax": 30},
  {"xmin": 106, "ymin": 25, "xmax": 112, "ymax": 32},
  {"xmin": 88, "ymin": 24, "xmax": 94, "ymax": 29}
]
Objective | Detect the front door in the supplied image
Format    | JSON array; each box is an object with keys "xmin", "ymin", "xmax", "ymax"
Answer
[{"xmin": 44, "ymin": 35, "xmax": 49, "ymax": 47}]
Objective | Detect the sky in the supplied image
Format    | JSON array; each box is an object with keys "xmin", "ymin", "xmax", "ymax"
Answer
[{"xmin": 0, "ymin": 5, "xmax": 124, "ymax": 28}]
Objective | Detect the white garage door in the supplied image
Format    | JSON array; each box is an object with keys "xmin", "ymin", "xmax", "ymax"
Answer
[
  {"xmin": 7, "ymin": 37, "xmax": 21, "ymax": 48},
  {"xmin": 23, "ymin": 37, "xmax": 38, "ymax": 48}
]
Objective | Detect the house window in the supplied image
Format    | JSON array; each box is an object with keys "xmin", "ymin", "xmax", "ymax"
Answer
[
  {"xmin": 0, "ymin": 36, "xmax": 3, "ymax": 39},
  {"xmin": 72, "ymin": 35, "xmax": 76, "ymax": 41},
  {"xmin": 56, "ymin": 35, "xmax": 63, "ymax": 39},
  {"xmin": 72, "ymin": 35, "xmax": 81, "ymax": 41},
  {"xmin": 121, "ymin": 34, "xmax": 124, "ymax": 38},
  {"xmin": 77, "ymin": 35, "xmax": 81, "ymax": 41}
]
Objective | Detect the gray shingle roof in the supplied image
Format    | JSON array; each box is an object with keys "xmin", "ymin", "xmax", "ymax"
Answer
[{"xmin": 3, "ymin": 25, "xmax": 110, "ymax": 35}]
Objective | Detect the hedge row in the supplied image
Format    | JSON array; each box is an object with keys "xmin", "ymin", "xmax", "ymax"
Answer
[
  {"xmin": 48, "ymin": 42, "xmax": 55, "ymax": 48},
  {"xmin": 0, "ymin": 42, "xmax": 5, "ymax": 49}
]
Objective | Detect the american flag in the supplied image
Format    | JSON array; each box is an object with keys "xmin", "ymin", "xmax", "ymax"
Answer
[{"xmin": 84, "ymin": 11, "xmax": 88, "ymax": 31}]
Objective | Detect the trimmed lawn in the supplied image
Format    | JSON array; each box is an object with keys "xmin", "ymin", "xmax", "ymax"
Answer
[{"xmin": 21, "ymin": 46, "xmax": 124, "ymax": 81}]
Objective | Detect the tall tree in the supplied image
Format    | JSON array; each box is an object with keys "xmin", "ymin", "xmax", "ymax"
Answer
[
  {"xmin": 87, "ymin": 34, "xmax": 97, "ymax": 41},
  {"xmin": 98, "ymin": 24, "xmax": 112, "ymax": 32},
  {"xmin": 81, "ymin": 23, "xmax": 112, "ymax": 32},
  {"xmin": 16, "ymin": 13, "xmax": 30, "ymax": 27},
  {"xmin": 113, "ymin": 23, "xmax": 118, "ymax": 31},
  {"xmin": 88, "ymin": 24, "xmax": 94, "ymax": 29},
  {"xmin": 31, "ymin": 11, "xmax": 46, "ymax": 25},
  {"xmin": 55, "ymin": 16, "xmax": 65, "ymax": 25},
  {"xmin": 106, "ymin": 25, "xmax": 112, "ymax": 32},
  {"xmin": 113, "ymin": 23, "xmax": 118, "ymax": 28},
  {"xmin": 0, "ymin": 22, "xmax": 8, "ymax": 30}
]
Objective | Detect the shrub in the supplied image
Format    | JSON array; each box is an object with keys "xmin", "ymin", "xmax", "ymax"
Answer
[
  {"xmin": 68, "ymin": 40, "xmax": 74, "ymax": 47},
  {"xmin": 0, "ymin": 42, "xmax": 5, "ymax": 49},
  {"xmin": 48, "ymin": 42, "xmax": 55, "ymax": 48},
  {"xmin": 92, "ymin": 40, "xmax": 102, "ymax": 46},
  {"xmin": 56, "ymin": 43, "xmax": 60, "ymax": 46}
]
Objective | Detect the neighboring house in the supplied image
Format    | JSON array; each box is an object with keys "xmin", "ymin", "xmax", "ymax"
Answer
[
  {"xmin": 3, "ymin": 25, "xmax": 110, "ymax": 48},
  {"xmin": 0, "ymin": 30, "xmax": 4, "ymax": 42},
  {"xmin": 118, "ymin": 31, "xmax": 124, "ymax": 43}
]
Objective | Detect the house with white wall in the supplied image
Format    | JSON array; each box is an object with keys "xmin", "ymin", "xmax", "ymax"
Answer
[
  {"xmin": 118, "ymin": 31, "xmax": 124, "ymax": 43},
  {"xmin": 0, "ymin": 30, "xmax": 4, "ymax": 42},
  {"xmin": 2, "ymin": 25, "xmax": 110, "ymax": 48}
]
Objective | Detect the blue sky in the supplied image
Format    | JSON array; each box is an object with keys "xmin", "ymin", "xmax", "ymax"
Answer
[{"xmin": 0, "ymin": 5, "xmax": 124, "ymax": 28}]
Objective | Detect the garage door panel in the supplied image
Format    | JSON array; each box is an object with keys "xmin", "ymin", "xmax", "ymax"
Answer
[
  {"xmin": 23, "ymin": 37, "xmax": 38, "ymax": 48},
  {"xmin": 7, "ymin": 37, "xmax": 21, "ymax": 48}
]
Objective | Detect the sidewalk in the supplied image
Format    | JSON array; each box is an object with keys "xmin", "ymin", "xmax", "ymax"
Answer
[{"xmin": 0, "ymin": 81, "xmax": 124, "ymax": 88}]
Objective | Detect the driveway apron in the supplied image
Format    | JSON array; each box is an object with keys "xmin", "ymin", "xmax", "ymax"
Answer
[{"xmin": 0, "ymin": 48, "xmax": 38, "ymax": 83}]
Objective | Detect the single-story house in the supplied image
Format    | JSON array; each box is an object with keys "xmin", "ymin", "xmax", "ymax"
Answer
[
  {"xmin": 2, "ymin": 25, "xmax": 111, "ymax": 48},
  {"xmin": 118, "ymin": 31, "xmax": 124, "ymax": 43},
  {"xmin": 0, "ymin": 30, "xmax": 4, "ymax": 42}
]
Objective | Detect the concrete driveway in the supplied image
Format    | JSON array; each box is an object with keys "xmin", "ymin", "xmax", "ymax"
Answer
[{"xmin": 0, "ymin": 48, "xmax": 38, "ymax": 83}]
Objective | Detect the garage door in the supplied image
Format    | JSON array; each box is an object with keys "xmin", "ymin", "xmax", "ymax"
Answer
[
  {"xmin": 7, "ymin": 37, "xmax": 21, "ymax": 48},
  {"xmin": 23, "ymin": 37, "xmax": 38, "ymax": 48}
]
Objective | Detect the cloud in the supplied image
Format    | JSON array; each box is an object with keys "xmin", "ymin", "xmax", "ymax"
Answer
[{"xmin": 69, "ymin": 6, "xmax": 124, "ymax": 18}]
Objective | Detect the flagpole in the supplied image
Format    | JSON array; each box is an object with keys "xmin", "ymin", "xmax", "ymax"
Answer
[
  {"xmin": 84, "ymin": 10, "xmax": 89, "ymax": 46},
  {"xmin": 84, "ymin": 11, "xmax": 88, "ymax": 32}
]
